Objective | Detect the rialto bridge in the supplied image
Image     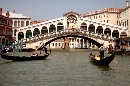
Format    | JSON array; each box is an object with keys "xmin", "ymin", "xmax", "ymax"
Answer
[{"xmin": 16, "ymin": 11, "xmax": 127, "ymax": 49}]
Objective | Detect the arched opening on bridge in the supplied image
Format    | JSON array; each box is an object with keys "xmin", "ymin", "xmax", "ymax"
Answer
[
  {"xmin": 112, "ymin": 30, "xmax": 119, "ymax": 38},
  {"xmin": 41, "ymin": 26, "xmax": 48, "ymax": 34},
  {"xmin": 14, "ymin": 29, "xmax": 17, "ymax": 36},
  {"xmin": 88, "ymin": 24, "xmax": 95, "ymax": 33},
  {"xmin": 33, "ymin": 28, "xmax": 40, "ymax": 36},
  {"xmin": 57, "ymin": 22, "xmax": 64, "ymax": 31},
  {"xmin": 104, "ymin": 28, "xmax": 111, "ymax": 36},
  {"xmin": 18, "ymin": 32, "xmax": 24, "ymax": 40},
  {"xmin": 26, "ymin": 30, "xmax": 32, "ymax": 38},
  {"xmin": 120, "ymin": 31, "xmax": 127, "ymax": 38},
  {"xmin": 49, "ymin": 24, "xmax": 56, "ymax": 33},
  {"xmin": 80, "ymin": 22, "xmax": 87, "ymax": 30},
  {"xmin": 2, "ymin": 38, "xmax": 5, "ymax": 45},
  {"xmin": 96, "ymin": 26, "xmax": 103, "ymax": 34}
]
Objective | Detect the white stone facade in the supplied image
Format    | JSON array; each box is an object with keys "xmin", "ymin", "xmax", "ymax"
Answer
[{"xmin": 2, "ymin": 11, "xmax": 31, "ymax": 40}]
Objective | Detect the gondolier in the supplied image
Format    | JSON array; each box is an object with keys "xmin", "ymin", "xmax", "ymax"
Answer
[{"xmin": 99, "ymin": 44, "xmax": 105, "ymax": 60}]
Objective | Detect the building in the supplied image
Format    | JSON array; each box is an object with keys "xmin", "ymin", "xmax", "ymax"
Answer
[
  {"xmin": 120, "ymin": 1, "xmax": 130, "ymax": 36},
  {"xmin": 0, "ymin": 8, "xmax": 12, "ymax": 45},
  {"xmin": 82, "ymin": 8, "xmax": 123, "ymax": 25},
  {"xmin": 82, "ymin": 1, "xmax": 130, "ymax": 37},
  {"xmin": 2, "ymin": 10, "xmax": 31, "ymax": 40}
]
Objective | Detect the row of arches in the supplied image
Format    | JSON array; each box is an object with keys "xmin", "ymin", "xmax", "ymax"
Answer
[{"xmin": 17, "ymin": 22, "xmax": 127, "ymax": 40}]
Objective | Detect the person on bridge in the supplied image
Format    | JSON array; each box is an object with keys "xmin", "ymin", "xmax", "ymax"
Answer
[{"xmin": 99, "ymin": 44, "xmax": 105, "ymax": 60}]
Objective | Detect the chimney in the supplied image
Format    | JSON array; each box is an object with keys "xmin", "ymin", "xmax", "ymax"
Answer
[
  {"xmin": 126, "ymin": 1, "xmax": 129, "ymax": 7},
  {"xmin": 13, "ymin": 10, "xmax": 15, "ymax": 13},
  {"xmin": 0, "ymin": 8, "xmax": 2, "ymax": 15},
  {"xmin": 6, "ymin": 11, "xmax": 10, "ymax": 18}
]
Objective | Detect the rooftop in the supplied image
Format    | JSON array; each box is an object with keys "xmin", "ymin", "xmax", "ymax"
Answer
[
  {"xmin": 2, "ymin": 11, "xmax": 30, "ymax": 19},
  {"xmin": 82, "ymin": 8, "xmax": 124, "ymax": 17}
]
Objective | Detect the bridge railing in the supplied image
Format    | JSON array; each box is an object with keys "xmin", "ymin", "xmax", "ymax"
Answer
[{"xmin": 21, "ymin": 29, "xmax": 114, "ymax": 44}]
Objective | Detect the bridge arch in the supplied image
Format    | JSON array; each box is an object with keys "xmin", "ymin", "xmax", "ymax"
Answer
[
  {"xmin": 37, "ymin": 35, "xmax": 102, "ymax": 50},
  {"xmin": 88, "ymin": 24, "xmax": 95, "ymax": 33},
  {"xmin": 96, "ymin": 26, "xmax": 103, "ymax": 34},
  {"xmin": 18, "ymin": 32, "xmax": 24, "ymax": 40},
  {"xmin": 49, "ymin": 24, "xmax": 56, "ymax": 33},
  {"xmin": 26, "ymin": 30, "xmax": 32, "ymax": 38},
  {"xmin": 80, "ymin": 22, "xmax": 87, "ymax": 30},
  {"xmin": 41, "ymin": 26, "xmax": 48, "ymax": 34},
  {"xmin": 104, "ymin": 28, "xmax": 111, "ymax": 36},
  {"xmin": 57, "ymin": 22, "xmax": 64, "ymax": 31},
  {"xmin": 33, "ymin": 28, "xmax": 40, "ymax": 36},
  {"xmin": 112, "ymin": 30, "xmax": 119, "ymax": 38}
]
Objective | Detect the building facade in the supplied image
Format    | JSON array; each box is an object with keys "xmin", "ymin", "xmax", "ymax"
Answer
[
  {"xmin": 82, "ymin": 1, "xmax": 130, "ymax": 37},
  {"xmin": 0, "ymin": 8, "xmax": 12, "ymax": 45},
  {"xmin": 2, "ymin": 10, "xmax": 31, "ymax": 40}
]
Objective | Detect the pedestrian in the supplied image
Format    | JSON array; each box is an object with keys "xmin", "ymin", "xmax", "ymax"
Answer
[{"xmin": 99, "ymin": 44, "xmax": 105, "ymax": 60}]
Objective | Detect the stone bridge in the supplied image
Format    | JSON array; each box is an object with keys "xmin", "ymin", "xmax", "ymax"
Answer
[{"xmin": 16, "ymin": 11, "xmax": 127, "ymax": 49}]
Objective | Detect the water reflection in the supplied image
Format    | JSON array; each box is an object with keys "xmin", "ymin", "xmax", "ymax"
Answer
[{"xmin": 97, "ymin": 65, "xmax": 114, "ymax": 71}]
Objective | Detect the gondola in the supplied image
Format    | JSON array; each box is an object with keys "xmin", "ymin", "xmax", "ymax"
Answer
[
  {"xmin": 1, "ymin": 49, "xmax": 51, "ymax": 61},
  {"xmin": 89, "ymin": 53, "xmax": 115, "ymax": 66}
]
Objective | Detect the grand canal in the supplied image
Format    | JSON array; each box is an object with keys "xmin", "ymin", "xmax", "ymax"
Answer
[{"xmin": 0, "ymin": 49, "xmax": 130, "ymax": 86}]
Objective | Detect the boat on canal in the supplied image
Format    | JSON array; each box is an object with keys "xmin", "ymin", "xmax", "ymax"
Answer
[
  {"xmin": 89, "ymin": 53, "xmax": 115, "ymax": 66},
  {"xmin": 1, "ymin": 48, "xmax": 51, "ymax": 61}
]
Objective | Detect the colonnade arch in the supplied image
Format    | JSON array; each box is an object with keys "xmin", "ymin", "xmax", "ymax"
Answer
[
  {"xmin": 49, "ymin": 24, "xmax": 56, "ymax": 33},
  {"xmin": 26, "ymin": 30, "xmax": 32, "ymax": 38},
  {"xmin": 41, "ymin": 26, "xmax": 48, "ymax": 34},
  {"xmin": 112, "ymin": 30, "xmax": 119, "ymax": 38},
  {"xmin": 96, "ymin": 26, "xmax": 103, "ymax": 34},
  {"xmin": 88, "ymin": 24, "xmax": 95, "ymax": 33},
  {"xmin": 104, "ymin": 28, "xmax": 111, "ymax": 36},
  {"xmin": 33, "ymin": 28, "xmax": 40, "ymax": 36},
  {"xmin": 57, "ymin": 22, "xmax": 64, "ymax": 31},
  {"xmin": 18, "ymin": 32, "xmax": 24, "ymax": 40},
  {"xmin": 80, "ymin": 22, "xmax": 87, "ymax": 30}
]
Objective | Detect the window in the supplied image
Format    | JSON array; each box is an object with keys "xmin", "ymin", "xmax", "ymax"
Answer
[
  {"xmin": 55, "ymin": 43, "xmax": 57, "ymax": 46},
  {"xmin": 107, "ymin": 20, "xmax": 109, "ymax": 23},
  {"xmin": 52, "ymin": 43, "xmax": 54, "ymax": 46}
]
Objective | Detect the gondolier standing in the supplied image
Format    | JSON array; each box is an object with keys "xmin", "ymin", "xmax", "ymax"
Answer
[{"xmin": 99, "ymin": 44, "xmax": 105, "ymax": 60}]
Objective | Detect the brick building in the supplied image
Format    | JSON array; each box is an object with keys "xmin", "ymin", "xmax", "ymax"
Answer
[{"xmin": 0, "ymin": 8, "xmax": 12, "ymax": 45}]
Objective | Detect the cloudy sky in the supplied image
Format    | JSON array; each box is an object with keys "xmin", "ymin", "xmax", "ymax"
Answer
[{"xmin": 0, "ymin": 0, "xmax": 127, "ymax": 20}]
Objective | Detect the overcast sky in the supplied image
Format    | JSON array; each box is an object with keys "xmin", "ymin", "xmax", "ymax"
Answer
[{"xmin": 0, "ymin": 0, "xmax": 127, "ymax": 21}]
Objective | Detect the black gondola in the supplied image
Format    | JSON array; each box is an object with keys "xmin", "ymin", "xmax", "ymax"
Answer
[
  {"xmin": 1, "ymin": 49, "xmax": 51, "ymax": 61},
  {"xmin": 89, "ymin": 53, "xmax": 115, "ymax": 66}
]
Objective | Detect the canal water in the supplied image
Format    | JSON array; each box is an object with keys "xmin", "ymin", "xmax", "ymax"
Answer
[{"xmin": 0, "ymin": 49, "xmax": 130, "ymax": 86}]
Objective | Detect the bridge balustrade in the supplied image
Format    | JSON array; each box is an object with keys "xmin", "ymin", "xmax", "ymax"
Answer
[{"xmin": 21, "ymin": 29, "xmax": 114, "ymax": 44}]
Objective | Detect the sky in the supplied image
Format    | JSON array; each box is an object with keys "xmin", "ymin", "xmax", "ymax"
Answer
[{"xmin": 0, "ymin": 0, "xmax": 127, "ymax": 21}]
